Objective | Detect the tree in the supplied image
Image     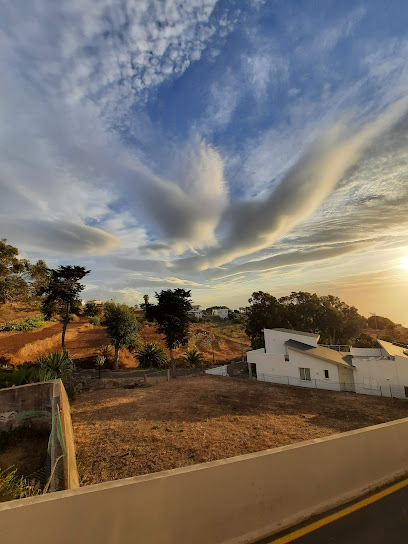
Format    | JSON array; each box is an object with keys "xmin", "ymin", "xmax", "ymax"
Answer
[
  {"xmin": 137, "ymin": 342, "xmax": 168, "ymax": 368},
  {"xmin": 103, "ymin": 302, "xmax": 139, "ymax": 370},
  {"xmin": 245, "ymin": 291, "xmax": 288, "ymax": 342},
  {"xmin": 26, "ymin": 259, "xmax": 51, "ymax": 297},
  {"xmin": 85, "ymin": 301, "xmax": 100, "ymax": 317},
  {"xmin": 146, "ymin": 289, "xmax": 192, "ymax": 375},
  {"xmin": 41, "ymin": 265, "xmax": 90, "ymax": 350},
  {"xmin": 367, "ymin": 315, "xmax": 394, "ymax": 330},
  {"xmin": 0, "ymin": 239, "xmax": 28, "ymax": 304}
]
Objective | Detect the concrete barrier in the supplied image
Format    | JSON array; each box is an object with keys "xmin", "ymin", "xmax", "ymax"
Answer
[
  {"xmin": 1, "ymin": 417, "xmax": 408, "ymax": 544},
  {"xmin": 0, "ymin": 380, "xmax": 79, "ymax": 490}
]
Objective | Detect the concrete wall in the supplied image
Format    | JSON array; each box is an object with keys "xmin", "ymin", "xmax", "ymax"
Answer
[
  {"xmin": 350, "ymin": 347, "xmax": 383, "ymax": 357},
  {"xmin": 264, "ymin": 329, "xmax": 317, "ymax": 354},
  {"xmin": 1, "ymin": 417, "xmax": 408, "ymax": 544},
  {"xmin": 0, "ymin": 380, "xmax": 79, "ymax": 489},
  {"xmin": 353, "ymin": 356, "xmax": 408, "ymax": 399},
  {"xmin": 206, "ymin": 365, "xmax": 228, "ymax": 376},
  {"xmin": 0, "ymin": 381, "xmax": 54, "ymax": 414}
]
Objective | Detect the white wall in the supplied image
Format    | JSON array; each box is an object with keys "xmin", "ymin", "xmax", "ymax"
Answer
[
  {"xmin": 353, "ymin": 356, "xmax": 408, "ymax": 399},
  {"xmin": 206, "ymin": 366, "xmax": 228, "ymax": 376},
  {"xmin": 264, "ymin": 329, "xmax": 317, "ymax": 355},
  {"xmin": 2, "ymin": 418, "xmax": 408, "ymax": 544},
  {"xmin": 247, "ymin": 347, "xmax": 342, "ymax": 391},
  {"xmin": 350, "ymin": 347, "xmax": 383, "ymax": 357},
  {"xmin": 212, "ymin": 309, "xmax": 228, "ymax": 319}
]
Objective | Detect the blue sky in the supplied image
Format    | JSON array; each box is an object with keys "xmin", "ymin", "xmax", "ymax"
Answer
[{"xmin": 1, "ymin": 0, "xmax": 408, "ymax": 323}]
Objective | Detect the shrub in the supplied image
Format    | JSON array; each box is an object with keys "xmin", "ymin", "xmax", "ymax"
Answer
[
  {"xmin": 84, "ymin": 301, "xmax": 101, "ymax": 317},
  {"xmin": 0, "ymin": 315, "xmax": 46, "ymax": 332},
  {"xmin": 182, "ymin": 348, "xmax": 205, "ymax": 367},
  {"xmin": 0, "ymin": 467, "xmax": 42, "ymax": 502},
  {"xmin": 69, "ymin": 314, "xmax": 80, "ymax": 323},
  {"xmin": 35, "ymin": 351, "xmax": 74, "ymax": 384},
  {"xmin": 88, "ymin": 317, "xmax": 101, "ymax": 326},
  {"xmin": 99, "ymin": 344, "xmax": 113, "ymax": 361},
  {"xmin": 125, "ymin": 332, "xmax": 143, "ymax": 353},
  {"xmin": 137, "ymin": 342, "xmax": 168, "ymax": 368}
]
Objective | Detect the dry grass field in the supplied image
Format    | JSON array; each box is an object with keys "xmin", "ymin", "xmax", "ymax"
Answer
[
  {"xmin": 71, "ymin": 375, "xmax": 408, "ymax": 486},
  {"xmin": 0, "ymin": 317, "xmax": 249, "ymax": 367}
]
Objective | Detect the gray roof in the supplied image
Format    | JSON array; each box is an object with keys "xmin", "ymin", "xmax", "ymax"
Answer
[
  {"xmin": 272, "ymin": 328, "xmax": 320, "ymax": 339},
  {"xmin": 285, "ymin": 339, "xmax": 354, "ymax": 368},
  {"xmin": 378, "ymin": 340, "xmax": 408, "ymax": 359}
]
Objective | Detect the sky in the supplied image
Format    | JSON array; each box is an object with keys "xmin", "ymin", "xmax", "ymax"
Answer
[{"xmin": 1, "ymin": 0, "xmax": 408, "ymax": 324}]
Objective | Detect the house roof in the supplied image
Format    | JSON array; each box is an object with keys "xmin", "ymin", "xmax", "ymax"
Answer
[
  {"xmin": 285, "ymin": 339, "xmax": 354, "ymax": 368},
  {"xmin": 272, "ymin": 328, "xmax": 320, "ymax": 339},
  {"xmin": 378, "ymin": 340, "xmax": 408, "ymax": 359}
]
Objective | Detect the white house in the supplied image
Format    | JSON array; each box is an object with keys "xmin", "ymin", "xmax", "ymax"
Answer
[
  {"xmin": 212, "ymin": 308, "xmax": 229, "ymax": 319},
  {"xmin": 351, "ymin": 340, "xmax": 408, "ymax": 398},
  {"xmin": 188, "ymin": 305, "xmax": 203, "ymax": 318},
  {"xmin": 246, "ymin": 328, "xmax": 408, "ymax": 399}
]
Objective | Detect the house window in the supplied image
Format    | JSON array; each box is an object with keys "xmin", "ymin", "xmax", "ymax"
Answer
[
  {"xmin": 324, "ymin": 370, "xmax": 329, "ymax": 379},
  {"xmin": 299, "ymin": 368, "xmax": 311, "ymax": 381},
  {"xmin": 404, "ymin": 386, "xmax": 408, "ymax": 398}
]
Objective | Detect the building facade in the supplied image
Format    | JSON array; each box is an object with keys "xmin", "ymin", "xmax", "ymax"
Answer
[{"xmin": 246, "ymin": 328, "xmax": 408, "ymax": 399}]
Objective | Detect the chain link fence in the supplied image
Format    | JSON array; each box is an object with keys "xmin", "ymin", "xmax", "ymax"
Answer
[{"xmin": 254, "ymin": 372, "xmax": 408, "ymax": 399}]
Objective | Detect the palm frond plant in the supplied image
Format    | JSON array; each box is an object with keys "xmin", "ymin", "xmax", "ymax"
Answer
[
  {"xmin": 95, "ymin": 355, "xmax": 105, "ymax": 379},
  {"xmin": 137, "ymin": 342, "xmax": 168, "ymax": 369},
  {"xmin": 182, "ymin": 348, "xmax": 205, "ymax": 367},
  {"xmin": 35, "ymin": 351, "xmax": 74, "ymax": 384}
]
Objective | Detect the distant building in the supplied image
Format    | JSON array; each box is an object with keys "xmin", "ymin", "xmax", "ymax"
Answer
[
  {"xmin": 212, "ymin": 308, "xmax": 229, "ymax": 319},
  {"xmin": 188, "ymin": 305, "xmax": 203, "ymax": 318},
  {"xmin": 88, "ymin": 299, "xmax": 103, "ymax": 306}
]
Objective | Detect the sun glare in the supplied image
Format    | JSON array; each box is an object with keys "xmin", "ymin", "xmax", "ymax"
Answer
[{"xmin": 401, "ymin": 255, "xmax": 408, "ymax": 269}]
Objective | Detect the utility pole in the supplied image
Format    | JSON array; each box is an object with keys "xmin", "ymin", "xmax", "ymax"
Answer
[{"xmin": 370, "ymin": 312, "xmax": 378, "ymax": 331}]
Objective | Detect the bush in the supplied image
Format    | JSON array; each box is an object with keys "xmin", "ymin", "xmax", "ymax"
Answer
[
  {"xmin": 88, "ymin": 317, "xmax": 101, "ymax": 326},
  {"xmin": 99, "ymin": 344, "xmax": 113, "ymax": 361},
  {"xmin": 137, "ymin": 342, "xmax": 168, "ymax": 368},
  {"xmin": 35, "ymin": 351, "xmax": 74, "ymax": 384},
  {"xmin": 250, "ymin": 337, "xmax": 265, "ymax": 350},
  {"xmin": 0, "ymin": 315, "xmax": 46, "ymax": 332},
  {"xmin": 182, "ymin": 348, "xmax": 205, "ymax": 367},
  {"xmin": 0, "ymin": 467, "xmax": 42, "ymax": 502},
  {"xmin": 85, "ymin": 301, "xmax": 101, "ymax": 317},
  {"xmin": 70, "ymin": 314, "xmax": 80, "ymax": 322}
]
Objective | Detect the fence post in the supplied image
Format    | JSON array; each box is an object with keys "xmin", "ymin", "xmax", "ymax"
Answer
[
  {"xmin": 143, "ymin": 374, "xmax": 147, "ymax": 384},
  {"xmin": 390, "ymin": 385, "xmax": 393, "ymax": 400},
  {"xmin": 380, "ymin": 385, "xmax": 382, "ymax": 397},
  {"xmin": 167, "ymin": 368, "xmax": 170, "ymax": 381}
]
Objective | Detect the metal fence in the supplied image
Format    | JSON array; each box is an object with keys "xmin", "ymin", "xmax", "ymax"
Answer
[{"xmin": 254, "ymin": 372, "xmax": 408, "ymax": 399}]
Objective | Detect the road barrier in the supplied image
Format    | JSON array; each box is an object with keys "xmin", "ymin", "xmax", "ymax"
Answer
[{"xmin": 1, "ymin": 416, "xmax": 408, "ymax": 544}]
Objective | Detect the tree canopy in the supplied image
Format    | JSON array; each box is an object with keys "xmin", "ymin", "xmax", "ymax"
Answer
[
  {"xmin": 41, "ymin": 265, "xmax": 90, "ymax": 350},
  {"xmin": 146, "ymin": 289, "xmax": 192, "ymax": 374},
  {"xmin": 246, "ymin": 290, "xmax": 365, "ymax": 345},
  {"xmin": 103, "ymin": 302, "xmax": 139, "ymax": 370}
]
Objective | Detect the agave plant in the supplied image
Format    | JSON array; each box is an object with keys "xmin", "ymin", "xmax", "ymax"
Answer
[
  {"xmin": 182, "ymin": 348, "xmax": 205, "ymax": 367},
  {"xmin": 35, "ymin": 351, "xmax": 74, "ymax": 384},
  {"xmin": 137, "ymin": 342, "xmax": 168, "ymax": 369}
]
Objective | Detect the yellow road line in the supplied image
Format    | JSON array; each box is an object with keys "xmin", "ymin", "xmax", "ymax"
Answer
[{"xmin": 267, "ymin": 478, "xmax": 408, "ymax": 544}]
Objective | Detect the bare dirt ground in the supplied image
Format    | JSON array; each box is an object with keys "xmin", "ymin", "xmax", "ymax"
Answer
[{"xmin": 71, "ymin": 375, "xmax": 408, "ymax": 486}]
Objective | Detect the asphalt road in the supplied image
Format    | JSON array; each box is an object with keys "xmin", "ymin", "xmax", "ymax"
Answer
[{"xmin": 260, "ymin": 480, "xmax": 408, "ymax": 544}]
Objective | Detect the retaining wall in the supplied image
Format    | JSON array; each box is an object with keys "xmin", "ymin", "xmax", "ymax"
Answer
[
  {"xmin": 1, "ymin": 417, "xmax": 408, "ymax": 544},
  {"xmin": 0, "ymin": 380, "xmax": 79, "ymax": 490}
]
